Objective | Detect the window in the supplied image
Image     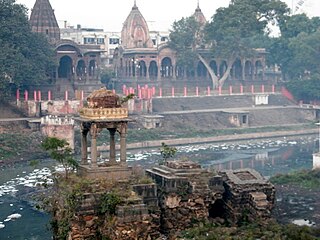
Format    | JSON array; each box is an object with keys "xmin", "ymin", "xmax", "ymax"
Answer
[
  {"xmin": 97, "ymin": 38, "xmax": 105, "ymax": 44},
  {"xmin": 109, "ymin": 38, "xmax": 119, "ymax": 45},
  {"xmin": 161, "ymin": 37, "xmax": 168, "ymax": 42},
  {"xmin": 84, "ymin": 37, "xmax": 95, "ymax": 44}
]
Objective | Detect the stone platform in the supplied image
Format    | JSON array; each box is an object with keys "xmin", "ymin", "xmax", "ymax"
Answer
[{"xmin": 78, "ymin": 164, "xmax": 132, "ymax": 180}]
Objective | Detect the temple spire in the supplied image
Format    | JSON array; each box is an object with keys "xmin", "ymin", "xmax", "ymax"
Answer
[
  {"xmin": 197, "ymin": 0, "xmax": 200, "ymax": 8},
  {"xmin": 132, "ymin": 0, "xmax": 138, "ymax": 10}
]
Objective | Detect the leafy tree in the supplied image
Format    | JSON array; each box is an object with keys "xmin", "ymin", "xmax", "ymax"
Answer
[
  {"xmin": 169, "ymin": 17, "xmax": 202, "ymax": 74},
  {"xmin": 168, "ymin": 0, "xmax": 289, "ymax": 88},
  {"xmin": 100, "ymin": 68, "xmax": 115, "ymax": 87},
  {"xmin": 160, "ymin": 142, "xmax": 177, "ymax": 164},
  {"xmin": 41, "ymin": 137, "xmax": 78, "ymax": 179},
  {"xmin": 205, "ymin": 0, "xmax": 289, "ymax": 87},
  {"xmin": 0, "ymin": 0, "xmax": 56, "ymax": 99},
  {"xmin": 268, "ymin": 14, "xmax": 320, "ymax": 80}
]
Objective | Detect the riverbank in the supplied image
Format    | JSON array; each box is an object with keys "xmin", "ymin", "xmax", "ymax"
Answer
[{"xmin": 98, "ymin": 127, "xmax": 319, "ymax": 151}]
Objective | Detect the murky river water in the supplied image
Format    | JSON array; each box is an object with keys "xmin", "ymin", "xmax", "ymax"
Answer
[{"xmin": 0, "ymin": 135, "xmax": 317, "ymax": 239}]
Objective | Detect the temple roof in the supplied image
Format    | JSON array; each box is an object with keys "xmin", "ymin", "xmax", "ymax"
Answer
[
  {"xmin": 193, "ymin": 1, "xmax": 207, "ymax": 26},
  {"xmin": 121, "ymin": 1, "xmax": 154, "ymax": 49},
  {"xmin": 29, "ymin": 0, "xmax": 60, "ymax": 43}
]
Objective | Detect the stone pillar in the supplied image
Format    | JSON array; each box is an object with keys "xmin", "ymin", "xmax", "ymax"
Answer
[
  {"xmin": 81, "ymin": 124, "xmax": 89, "ymax": 165},
  {"xmin": 90, "ymin": 124, "xmax": 98, "ymax": 167},
  {"xmin": 109, "ymin": 128, "xmax": 117, "ymax": 164},
  {"xmin": 119, "ymin": 123, "xmax": 127, "ymax": 164}
]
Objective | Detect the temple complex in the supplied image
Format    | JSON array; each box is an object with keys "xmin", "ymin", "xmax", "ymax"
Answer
[{"xmin": 28, "ymin": 0, "xmax": 270, "ymax": 95}]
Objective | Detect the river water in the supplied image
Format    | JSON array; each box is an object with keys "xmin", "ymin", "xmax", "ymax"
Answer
[{"xmin": 0, "ymin": 135, "xmax": 317, "ymax": 239}]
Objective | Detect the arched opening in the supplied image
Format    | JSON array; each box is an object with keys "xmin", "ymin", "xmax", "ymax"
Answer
[
  {"xmin": 138, "ymin": 60, "xmax": 147, "ymax": 78},
  {"xmin": 197, "ymin": 61, "xmax": 207, "ymax": 78},
  {"xmin": 149, "ymin": 61, "xmax": 158, "ymax": 80},
  {"xmin": 89, "ymin": 60, "xmax": 96, "ymax": 77},
  {"xmin": 245, "ymin": 61, "xmax": 253, "ymax": 81},
  {"xmin": 209, "ymin": 199, "xmax": 226, "ymax": 219},
  {"xmin": 210, "ymin": 60, "xmax": 218, "ymax": 76},
  {"xmin": 161, "ymin": 57, "xmax": 173, "ymax": 78},
  {"xmin": 219, "ymin": 61, "xmax": 228, "ymax": 78},
  {"xmin": 58, "ymin": 55, "xmax": 73, "ymax": 79},
  {"xmin": 231, "ymin": 59, "xmax": 242, "ymax": 80},
  {"xmin": 175, "ymin": 65, "xmax": 184, "ymax": 79},
  {"xmin": 76, "ymin": 60, "xmax": 86, "ymax": 78},
  {"xmin": 255, "ymin": 60, "xmax": 263, "ymax": 80}
]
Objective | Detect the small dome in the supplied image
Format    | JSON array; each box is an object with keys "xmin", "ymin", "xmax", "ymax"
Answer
[{"xmin": 86, "ymin": 88, "xmax": 121, "ymax": 108}]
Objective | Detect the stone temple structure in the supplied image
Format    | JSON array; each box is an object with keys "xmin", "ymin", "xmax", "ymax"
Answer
[{"xmin": 76, "ymin": 88, "xmax": 132, "ymax": 180}]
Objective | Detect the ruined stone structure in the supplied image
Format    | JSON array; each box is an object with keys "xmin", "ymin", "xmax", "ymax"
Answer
[
  {"xmin": 146, "ymin": 161, "xmax": 275, "ymax": 238},
  {"xmin": 76, "ymin": 88, "xmax": 132, "ymax": 180}
]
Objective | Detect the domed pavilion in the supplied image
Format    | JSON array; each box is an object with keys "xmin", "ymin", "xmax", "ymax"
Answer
[{"xmin": 77, "ymin": 88, "xmax": 132, "ymax": 180}]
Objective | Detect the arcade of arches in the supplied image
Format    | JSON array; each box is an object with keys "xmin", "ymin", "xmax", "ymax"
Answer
[
  {"xmin": 116, "ymin": 55, "xmax": 266, "ymax": 82},
  {"xmin": 55, "ymin": 41, "xmax": 102, "ymax": 83}
]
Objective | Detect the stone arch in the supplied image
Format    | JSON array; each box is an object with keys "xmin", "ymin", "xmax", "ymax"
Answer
[
  {"xmin": 197, "ymin": 61, "xmax": 207, "ymax": 78},
  {"xmin": 231, "ymin": 58, "xmax": 242, "ymax": 80},
  {"xmin": 245, "ymin": 60, "xmax": 253, "ymax": 80},
  {"xmin": 76, "ymin": 60, "xmax": 86, "ymax": 77},
  {"xmin": 58, "ymin": 55, "xmax": 73, "ymax": 79},
  {"xmin": 255, "ymin": 60, "xmax": 263, "ymax": 79},
  {"xmin": 175, "ymin": 65, "xmax": 185, "ymax": 79},
  {"xmin": 149, "ymin": 61, "xmax": 158, "ymax": 80},
  {"xmin": 219, "ymin": 60, "xmax": 228, "ymax": 77},
  {"xmin": 161, "ymin": 57, "xmax": 173, "ymax": 78},
  {"xmin": 138, "ymin": 60, "xmax": 147, "ymax": 77},
  {"xmin": 210, "ymin": 60, "xmax": 218, "ymax": 76},
  {"xmin": 89, "ymin": 60, "xmax": 96, "ymax": 77}
]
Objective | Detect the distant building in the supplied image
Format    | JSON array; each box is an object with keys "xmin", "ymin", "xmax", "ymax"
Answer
[
  {"xmin": 29, "ymin": 0, "xmax": 271, "ymax": 90},
  {"xmin": 30, "ymin": 0, "xmax": 103, "ymax": 86}
]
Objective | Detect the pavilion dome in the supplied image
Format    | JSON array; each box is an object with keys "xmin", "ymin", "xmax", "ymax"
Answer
[
  {"xmin": 86, "ymin": 88, "xmax": 121, "ymax": 109},
  {"xmin": 121, "ymin": 1, "xmax": 154, "ymax": 49}
]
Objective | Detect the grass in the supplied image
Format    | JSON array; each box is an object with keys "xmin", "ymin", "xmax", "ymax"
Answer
[
  {"xmin": 270, "ymin": 169, "xmax": 320, "ymax": 189},
  {"xmin": 0, "ymin": 132, "xmax": 45, "ymax": 161}
]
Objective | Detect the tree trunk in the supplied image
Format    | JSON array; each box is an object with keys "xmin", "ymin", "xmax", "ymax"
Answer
[
  {"xmin": 197, "ymin": 54, "xmax": 218, "ymax": 88},
  {"xmin": 218, "ymin": 59, "xmax": 234, "ymax": 87}
]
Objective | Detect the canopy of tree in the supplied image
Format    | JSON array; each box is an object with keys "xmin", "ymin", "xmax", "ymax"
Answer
[
  {"xmin": 169, "ymin": 0, "xmax": 289, "ymax": 87},
  {"xmin": 0, "ymin": 0, "xmax": 56, "ymax": 99}
]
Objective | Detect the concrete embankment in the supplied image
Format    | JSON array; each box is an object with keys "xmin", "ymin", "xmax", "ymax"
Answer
[{"xmin": 98, "ymin": 128, "xmax": 319, "ymax": 152}]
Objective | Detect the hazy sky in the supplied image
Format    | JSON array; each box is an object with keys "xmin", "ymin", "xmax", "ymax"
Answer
[{"xmin": 16, "ymin": 0, "xmax": 320, "ymax": 32}]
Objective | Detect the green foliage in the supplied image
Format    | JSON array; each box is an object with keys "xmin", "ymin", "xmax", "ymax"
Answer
[
  {"xmin": 269, "ymin": 14, "xmax": 320, "ymax": 80},
  {"xmin": 159, "ymin": 142, "xmax": 177, "ymax": 164},
  {"xmin": 270, "ymin": 169, "xmax": 320, "ymax": 189},
  {"xmin": 181, "ymin": 220, "xmax": 320, "ymax": 239},
  {"xmin": 0, "ymin": 0, "xmax": 56, "ymax": 100},
  {"xmin": 100, "ymin": 68, "xmax": 115, "ymax": 85},
  {"xmin": 99, "ymin": 192, "xmax": 122, "ymax": 215},
  {"xmin": 120, "ymin": 93, "xmax": 135, "ymax": 104},
  {"xmin": 169, "ymin": 17, "xmax": 202, "ymax": 68},
  {"xmin": 286, "ymin": 77, "xmax": 320, "ymax": 102},
  {"xmin": 41, "ymin": 137, "xmax": 78, "ymax": 179}
]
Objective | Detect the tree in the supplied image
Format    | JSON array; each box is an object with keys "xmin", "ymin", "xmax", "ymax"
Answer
[
  {"xmin": 160, "ymin": 142, "xmax": 177, "ymax": 165},
  {"xmin": 168, "ymin": 0, "xmax": 289, "ymax": 88},
  {"xmin": 268, "ymin": 14, "xmax": 320, "ymax": 80},
  {"xmin": 41, "ymin": 137, "xmax": 78, "ymax": 179},
  {"xmin": 0, "ymin": 0, "xmax": 56, "ymax": 99},
  {"xmin": 205, "ymin": 0, "xmax": 289, "ymax": 87}
]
